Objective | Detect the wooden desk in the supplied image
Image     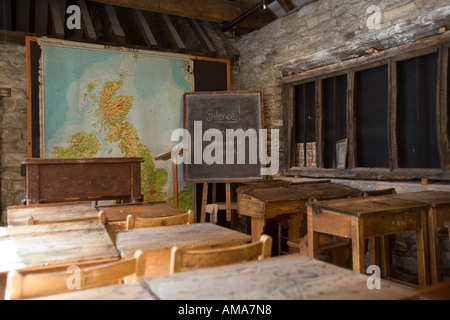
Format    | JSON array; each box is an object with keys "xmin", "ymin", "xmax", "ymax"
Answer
[
  {"xmin": 6, "ymin": 202, "xmax": 98, "ymax": 226},
  {"xmin": 307, "ymin": 195, "xmax": 429, "ymax": 287},
  {"xmin": 389, "ymin": 191, "xmax": 450, "ymax": 284},
  {"xmin": 114, "ymin": 223, "xmax": 251, "ymax": 277},
  {"xmin": 237, "ymin": 182, "xmax": 362, "ymax": 245},
  {"xmin": 0, "ymin": 221, "xmax": 119, "ymax": 274},
  {"xmin": 416, "ymin": 280, "xmax": 450, "ymax": 300},
  {"xmin": 33, "ymin": 282, "xmax": 156, "ymax": 300},
  {"xmin": 96, "ymin": 201, "xmax": 186, "ymax": 232},
  {"xmin": 143, "ymin": 254, "xmax": 417, "ymax": 300},
  {"xmin": 22, "ymin": 157, "xmax": 143, "ymax": 204}
]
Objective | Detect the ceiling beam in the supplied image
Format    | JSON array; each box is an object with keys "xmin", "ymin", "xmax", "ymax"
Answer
[
  {"xmin": 87, "ymin": 0, "xmax": 271, "ymax": 29},
  {"xmin": 49, "ymin": 0, "xmax": 65, "ymax": 39},
  {"xmin": 277, "ymin": 0, "xmax": 296, "ymax": 12},
  {"xmin": 132, "ymin": 9, "xmax": 158, "ymax": 50},
  {"xmin": 78, "ymin": 0, "xmax": 97, "ymax": 42},
  {"xmin": 160, "ymin": 14, "xmax": 186, "ymax": 52}
]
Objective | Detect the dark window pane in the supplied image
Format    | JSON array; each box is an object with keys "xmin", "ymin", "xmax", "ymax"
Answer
[
  {"xmin": 355, "ymin": 65, "xmax": 389, "ymax": 168},
  {"xmin": 398, "ymin": 53, "xmax": 439, "ymax": 169}
]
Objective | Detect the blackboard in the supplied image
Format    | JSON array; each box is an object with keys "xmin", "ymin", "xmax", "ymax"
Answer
[{"xmin": 183, "ymin": 91, "xmax": 264, "ymax": 183}]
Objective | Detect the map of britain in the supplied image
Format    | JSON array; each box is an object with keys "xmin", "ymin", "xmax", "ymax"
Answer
[{"xmin": 42, "ymin": 44, "xmax": 192, "ymax": 211}]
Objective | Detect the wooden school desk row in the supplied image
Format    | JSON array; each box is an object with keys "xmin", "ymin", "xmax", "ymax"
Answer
[
  {"xmin": 306, "ymin": 191, "xmax": 450, "ymax": 287},
  {"xmin": 36, "ymin": 254, "xmax": 419, "ymax": 300},
  {"xmin": 2, "ymin": 185, "xmax": 450, "ymax": 299},
  {"xmin": 236, "ymin": 180, "xmax": 450, "ymax": 287},
  {"xmin": 0, "ymin": 203, "xmax": 418, "ymax": 300}
]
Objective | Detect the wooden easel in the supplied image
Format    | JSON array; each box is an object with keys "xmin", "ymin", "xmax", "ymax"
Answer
[{"xmin": 200, "ymin": 182, "xmax": 237, "ymax": 228}]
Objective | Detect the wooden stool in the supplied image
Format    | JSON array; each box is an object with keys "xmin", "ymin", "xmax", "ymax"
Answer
[
  {"xmin": 307, "ymin": 195, "xmax": 429, "ymax": 287},
  {"xmin": 287, "ymin": 234, "xmax": 350, "ymax": 268}
]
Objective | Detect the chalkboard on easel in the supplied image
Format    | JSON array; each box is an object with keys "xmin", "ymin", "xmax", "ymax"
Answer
[{"xmin": 183, "ymin": 91, "xmax": 264, "ymax": 183}]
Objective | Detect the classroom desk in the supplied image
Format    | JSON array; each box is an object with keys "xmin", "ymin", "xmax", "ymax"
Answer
[
  {"xmin": 6, "ymin": 202, "xmax": 99, "ymax": 226},
  {"xmin": 0, "ymin": 221, "xmax": 119, "ymax": 274},
  {"xmin": 33, "ymin": 282, "xmax": 156, "ymax": 300},
  {"xmin": 307, "ymin": 195, "xmax": 429, "ymax": 287},
  {"xmin": 143, "ymin": 254, "xmax": 417, "ymax": 300},
  {"xmin": 416, "ymin": 279, "xmax": 450, "ymax": 300},
  {"xmin": 237, "ymin": 182, "xmax": 362, "ymax": 246},
  {"xmin": 114, "ymin": 223, "xmax": 251, "ymax": 277},
  {"xmin": 389, "ymin": 191, "xmax": 450, "ymax": 284},
  {"xmin": 96, "ymin": 201, "xmax": 186, "ymax": 232}
]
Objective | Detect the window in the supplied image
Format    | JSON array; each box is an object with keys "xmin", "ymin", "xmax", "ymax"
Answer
[
  {"xmin": 397, "ymin": 53, "xmax": 440, "ymax": 169},
  {"xmin": 284, "ymin": 36, "xmax": 450, "ymax": 180}
]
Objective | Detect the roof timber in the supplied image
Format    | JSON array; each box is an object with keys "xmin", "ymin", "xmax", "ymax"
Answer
[{"xmin": 87, "ymin": 0, "xmax": 274, "ymax": 30}]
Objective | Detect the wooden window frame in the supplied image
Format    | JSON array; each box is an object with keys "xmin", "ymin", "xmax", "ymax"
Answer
[{"xmin": 282, "ymin": 33, "xmax": 450, "ymax": 180}]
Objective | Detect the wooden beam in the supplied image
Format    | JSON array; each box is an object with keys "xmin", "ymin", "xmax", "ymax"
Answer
[
  {"xmin": 49, "ymin": 0, "xmax": 65, "ymax": 39},
  {"xmin": 78, "ymin": 0, "xmax": 97, "ymax": 42},
  {"xmin": 212, "ymin": 22, "xmax": 239, "ymax": 60},
  {"xmin": 103, "ymin": 4, "xmax": 126, "ymax": 45},
  {"xmin": 187, "ymin": 18, "xmax": 216, "ymax": 55},
  {"xmin": 160, "ymin": 13, "xmax": 185, "ymax": 52},
  {"xmin": 437, "ymin": 46, "xmax": 450, "ymax": 170},
  {"xmin": 15, "ymin": 0, "xmax": 31, "ymax": 33},
  {"xmin": 388, "ymin": 59, "xmax": 399, "ymax": 170},
  {"xmin": 0, "ymin": 0, "xmax": 12, "ymax": 30},
  {"xmin": 132, "ymin": 9, "xmax": 158, "ymax": 49},
  {"xmin": 346, "ymin": 71, "xmax": 356, "ymax": 169},
  {"xmin": 87, "ymin": 0, "xmax": 272, "ymax": 30},
  {"xmin": 34, "ymin": 0, "xmax": 49, "ymax": 35}
]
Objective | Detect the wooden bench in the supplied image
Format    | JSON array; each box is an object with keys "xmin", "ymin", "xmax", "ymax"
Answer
[
  {"xmin": 170, "ymin": 234, "xmax": 272, "ymax": 273},
  {"xmin": 95, "ymin": 201, "xmax": 187, "ymax": 233}
]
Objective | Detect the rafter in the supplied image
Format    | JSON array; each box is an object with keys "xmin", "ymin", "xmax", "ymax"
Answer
[{"xmin": 88, "ymin": 0, "xmax": 273, "ymax": 29}]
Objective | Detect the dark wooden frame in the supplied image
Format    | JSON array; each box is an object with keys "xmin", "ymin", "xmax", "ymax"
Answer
[{"xmin": 282, "ymin": 32, "xmax": 450, "ymax": 180}]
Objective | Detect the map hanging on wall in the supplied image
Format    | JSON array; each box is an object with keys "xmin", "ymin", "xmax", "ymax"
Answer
[{"xmin": 40, "ymin": 39, "xmax": 193, "ymax": 211}]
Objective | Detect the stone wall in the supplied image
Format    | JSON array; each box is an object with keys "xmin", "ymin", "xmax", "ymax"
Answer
[
  {"xmin": 231, "ymin": 0, "xmax": 450, "ymax": 283},
  {"xmin": 0, "ymin": 40, "xmax": 27, "ymax": 226},
  {"xmin": 232, "ymin": 0, "xmax": 450, "ymax": 170}
]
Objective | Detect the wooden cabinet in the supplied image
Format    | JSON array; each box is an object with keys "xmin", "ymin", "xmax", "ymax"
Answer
[{"xmin": 22, "ymin": 157, "xmax": 143, "ymax": 204}]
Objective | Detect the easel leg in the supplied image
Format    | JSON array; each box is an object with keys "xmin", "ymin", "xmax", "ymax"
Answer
[
  {"xmin": 200, "ymin": 183, "xmax": 209, "ymax": 223},
  {"xmin": 172, "ymin": 162, "xmax": 178, "ymax": 208},
  {"xmin": 225, "ymin": 183, "xmax": 234, "ymax": 228}
]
